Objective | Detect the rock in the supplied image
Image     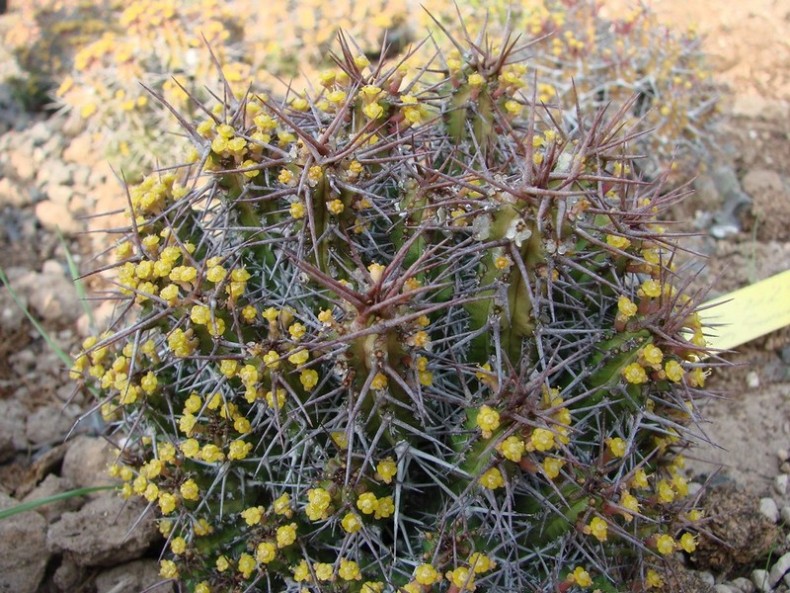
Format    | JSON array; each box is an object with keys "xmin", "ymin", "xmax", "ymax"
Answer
[
  {"xmin": 775, "ymin": 474, "xmax": 789, "ymax": 496},
  {"xmin": 731, "ymin": 576, "xmax": 756, "ymax": 593},
  {"xmin": 777, "ymin": 449, "xmax": 789, "ymax": 463},
  {"xmin": 759, "ymin": 497, "xmax": 779, "ymax": 523},
  {"xmin": 782, "ymin": 462, "xmax": 790, "ymax": 475},
  {"xmin": 52, "ymin": 557, "xmax": 85, "ymax": 593},
  {"xmin": 61, "ymin": 436, "xmax": 118, "ymax": 490},
  {"xmin": 63, "ymin": 133, "xmax": 102, "ymax": 167},
  {"xmin": 751, "ymin": 569, "xmax": 770, "ymax": 592},
  {"xmin": 699, "ymin": 571, "xmax": 716, "ymax": 585},
  {"xmin": 731, "ymin": 94, "xmax": 790, "ymax": 121},
  {"xmin": 0, "ymin": 493, "xmax": 50, "ymax": 593},
  {"xmin": 715, "ymin": 585, "xmax": 736, "ymax": 593},
  {"xmin": 94, "ymin": 559, "xmax": 174, "ymax": 593},
  {"xmin": 6, "ymin": 146, "xmax": 35, "ymax": 182},
  {"xmin": 0, "ymin": 398, "xmax": 28, "ymax": 462},
  {"xmin": 36, "ymin": 160, "xmax": 72, "ymax": 189},
  {"xmin": 781, "ymin": 506, "xmax": 790, "ymax": 524},
  {"xmin": 34, "ymin": 199, "xmax": 81, "ymax": 235},
  {"xmin": 770, "ymin": 552, "xmax": 790, "ymax": 587},
  {"xmin": 45, "ymin": 183, "xmax": 74, "ymax": 205},
  {"xmin": 25, "ymin": 404, "xmax": 76, "ymax": 446},
  {"xmin": 22, "ymin": 475, "xmax": 80, "ymax": 523},
  {"xmin": 0, "ymin": 176, "xmax": 31, "ymax": 207},
  {"xmin": 47, "ymin": 494, "xmax": 158, "ymax": 567},
  {"xmin": 741, "ymin": 169, "xmax": 789, "ymax": 241},
  {"xmin": 11, "ymin": 262, "xmax": 83, "ymax": 324}
]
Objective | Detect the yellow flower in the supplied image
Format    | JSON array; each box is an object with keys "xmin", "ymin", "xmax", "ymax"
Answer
[
  {"xmin": 631, "ymin": 468, "xmax": 650, "ymax": 489},
  {"xmin": 414, "ymin": 564, "xmax": 441, "ymax": 585},
  {"xmin": 570, "ymin": 566, "xmax": 592, "ymax": 587},
  {"xmin": 530, "ymin": 428, "xmax": 555, "ymax": 452},
  {"xmin": 241, "ymin": 505, "xmax": 264, "ymax": 526},
  {"xmin": 606, "ymin": 437, "xmax": 627, "ymax": 458},
  {"xmin": 468, "ymin": 552, "xmax": 495, "ymax": 574},
  {"xmin": 289, "ymin": 322, "xmax": 306, "ymax": 340},
  {"xmin": 376, "ymin": 457, "xmax": 397, "ymax": 484},
  {"xmin": 272, "ymin": 493, "xmax": 292, "ymax": 517},
  {"xmin": 583, "ymin": 516, "xmax": 608, "ymax": 542},
  {"xmin": 362, "ymin": 102, "xmax": 384, "ymax": 119},
  {"xmin": 341, "ymin": 512, "xmax": 363, "ymax": 533},
  {"xmin": 679, "ymin": 532, "xmax": 696, "ymax": 553},
  {"xmin": 645, "ymin": 569, "xmax": 664, "ymax": 588},
  {"xmin": 215, "ymin": 555, "xmax": 230, "ymax": 572},
  {"xmin": 467, "ymin": 73, "xmax": 485, "ymax": 87},
  {"xmin": 542, "ymin": 457, "xmax": 565, "ymax": 479},
  {"xmin": 300, "ymin": 369, "xmax": 319, "ymax": 390},
  {"xmin": 446, "ymin": 566, "xmax": 475, "ymax": 591},
  {"xmin": 371, "ymin": 372, "xmax": 388, "ymax": 390},
  {"xmin": 228, "ymin": 439, "xmax": 252, "ymax": 460},
  {"xmin": 288, "ymin": 349, "xmax": 309, "ymax": 365},
  {"xmin": 158, "ymin": 492, "xmax": 178, "ymax": 514},
  {"xmin": 356, "ymin": 492, "xmax": 379, "ymax": 515},
  {"xmin": 640, "ymin": 344, "xmax": 663, "ymax": 366},
  {"xmin": 496, "ymin": 436, "xmax": 525, "ymax": 462},
  {"xmin": 314, "ymin": 562, "xmax": 334, "ymax": 581},
  {"xmin": 238, "ymin": 553, "xmax": 256, "ymax": 578},
  {"xmin": 664, "ymin": 359, "xmax": 685, "ymax": 382},
  {"xmin": 657, "ymin": 479, "xmax": 675, "ymax": 504},
  {"xmin": 655, "ymin": 534, "xmax": 676, "ymax": 555},
  {"xmin": 476, "ymin": 405, "xmax": 500, "ymax": 439},
  {"xmin": 622, "ymin": 362, "xmax": 648, "ymax": 384},
  {"xmin": 374, "ymin": 495, "xmax": 394, "ymax": 519},
  {"xmin": 479, "ymin": 467, "xmax": 505, "ymax": 490},
  {"xmin": 327, "ymin": 199, "xmax": 345, "ymax": 215},
  {"xmin": 180, "ymin": 479, "xmax": 199, "ymax": 501},
  {"xmin": 617, "ymin": 295, "xmax": 638, "ymax": 319},
  {"xmin": 639, "ymin": 279, "xmax": 662, "ymax": 298},
  {"xmin": 263, "ymin": 350, "xmax": 280, "ymax": 369},
  {"xmin": 160, "ymin": 559, "xmax": 178, "ymax": 579},
  {"xmin": 292, "ymin": 559, "xmax": 310, "ymax": 582},
  {"xmin": 256, "ymin": 541, "xmax": 277, "ymax": 564},
  {"xmin": 619, "ymin": 491, "xmax": 640, "ymax": 520},
  {"xmin": 606, "ymin": 234, "xmax": 631, "ymax": 250},
  {"xmin": 338, "ymin": 559, "xmax": 362, "ymax": 581}
]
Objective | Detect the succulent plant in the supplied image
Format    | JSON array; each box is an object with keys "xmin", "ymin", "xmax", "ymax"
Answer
[{"xmin": 73, "ymin": 22, "xmax": 713, "ymax": 593}]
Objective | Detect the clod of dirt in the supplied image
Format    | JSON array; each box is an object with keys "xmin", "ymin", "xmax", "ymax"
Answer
[
  {"xmin": 46, "ymin": 494, "xmax": 159, "ymax": 567},
  {"xmin": 658, "ymin": 561, "xmax": 717, "ymax": 593},
  {"xmin": 692, "ymin": 483, "xmax": 782, "ymax": 576},
  {"xmin": 94, "ymin": 559, "xmax": 174, "ymax": 593},
  {"xmin": 0, "ymin": 492, "xmax": 50, "ymax": 593}
]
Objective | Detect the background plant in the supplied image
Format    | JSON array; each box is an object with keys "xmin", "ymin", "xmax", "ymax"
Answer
[
  {"xmin": 0, "ymin": 0, "xmax": 716, "ymax": 181},
  {"xmin": 72, "ymin": 20, "xmax": 714, "ymax": 593}
]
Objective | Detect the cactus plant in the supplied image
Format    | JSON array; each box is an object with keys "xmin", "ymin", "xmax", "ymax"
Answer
[{"xmin": 73, "ymin": 22, "xmax": 713, "ymax": 593}]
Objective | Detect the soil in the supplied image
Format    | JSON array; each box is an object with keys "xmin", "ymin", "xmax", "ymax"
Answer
[{"xmin": 0, "ymin": 1, "xmax": 788, "ymax": 592}]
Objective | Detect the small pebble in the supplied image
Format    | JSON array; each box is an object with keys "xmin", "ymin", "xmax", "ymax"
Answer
[
  {"xmin": 732, "ymin": 576, "xmax": 756, "ymax": 593},
  {"xmin": 759, "ymin": 497, "xmax": 780, "ymax": 523},
  {"xmin": 778, "ymin": 449, "xmax": 790, "ymax": 463},
  {"xmin": 752, "ymin": 569, "xmax": 770, "ymax": 592},
  {"xmin": 781, "ymin": 506, "xmax": 790, "ymax": 524},
  {"xmin": 781, "ymin": 461, "xmax": 790, "ymax": 475},
  {"xmin": 775, "ymin": 474, "xmax": 789, "ymax": 496},
  {"xmin": 715, "ymin": 585, "xmax": 736, "ymax": 593},
  {"xmin": 769, "ymin": 552, "xmax": 790, "ymax": 587},
  {"xmin": 699, "ymin": 571, "xmax": 715, "ymax": 585},
  {"xmin": 746, "ymin": 371, "xmax": 760, "ymax": 389},
  {"xmin": 688, "ymin": 482, "xmax": 704, "ymax": 496}
]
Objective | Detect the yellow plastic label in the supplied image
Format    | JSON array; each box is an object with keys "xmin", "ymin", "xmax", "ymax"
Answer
[{"xmin": 698, "ymin": 270, "xmax": 790, "ymax": 351}]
